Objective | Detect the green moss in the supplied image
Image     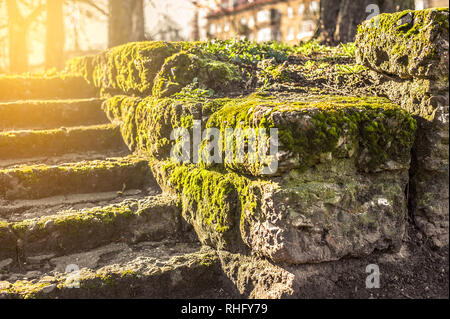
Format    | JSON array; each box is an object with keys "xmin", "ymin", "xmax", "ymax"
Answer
[
  {"xmin": 66, "ymin": 41, "xmax": 182, "ymax": 97},
  {"xmin": 206, "ymin": 94, "xmax": 417, "ymax": 173},
  {"xmin": 3, "ymin": 281, "xmax": 52, "ymax": 299},
  {"xmin": 152, "ymin": 51, "xmax": 242, "ymax": 98},
  {"xmin": 0, "ymin": 194, "xmax": 179, "ymax": 260},
  {"xmin": 165, "ymin": 162, "xmax": 236, "ymax": 233},
  {"xmin": 120, "ymin": 269, "xmax": 137, "ymax": 278},
  {"xmin": 0, "ymin": 156, "xmax": 151, "ymax": 200},
  {"xmin": 151, "ymin": 159, "xmax": 264, "ymax": 250},
  {"xmin": 103, "ymin": 93, "xmax": 416, "ymax": 176},
  {"xmin": 356, "ymin": 8, "xmax": 449, "ymax": 79},
  {"xmin": 103, "ymin": 95, "xmax": 230, "ymax": 157}
]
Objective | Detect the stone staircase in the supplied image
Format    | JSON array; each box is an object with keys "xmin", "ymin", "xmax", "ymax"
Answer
[
  {"xmin": 0, "ymin": 80, "xmax": 234, "ymax": 299},
  {"xmin": 0, "ymin": 8, "xmax": 448, "ymax": 299}
]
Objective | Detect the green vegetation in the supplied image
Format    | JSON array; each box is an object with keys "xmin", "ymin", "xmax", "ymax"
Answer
[{"xmin": 206, "ymin": 94, "xmax": 416, "ymax": 173}]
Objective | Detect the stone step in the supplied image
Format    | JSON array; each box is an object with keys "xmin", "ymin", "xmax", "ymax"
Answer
[
  {"xmin": 0, "ymin": 240, "xmax": 232, "ymax": 299},
  {"xmin": 0, "ymin": 149, "xmax": 131, "ymax": 169},
  {"xmin": 0, "ymin": 189, "xmax": 158, "ymax": 222},
  {"xmin": 0, "ymin": 75, "xmax": 97, "ymax": 102},
  {"xmin": 0, "ymin": 195, "xmax": 182, "ymax": 261},
  {"xmin": 0, "ymin": 156, "xmax": 156, "ymax": 200},
  {"xmin": 0, "ymin": 98, "xmax": 109, "ymax": 131},
  {"xmin": 0, "ymin": 124, "xmax": 128, "ymax": 161}
]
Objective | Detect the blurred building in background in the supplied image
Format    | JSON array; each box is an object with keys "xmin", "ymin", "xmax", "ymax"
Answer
[
  {"xmin": 415, "ymin": 0, "xmax": 449, "ymax": 9},
  {"xmin": 206, "ymin": 0, "xmax": 319, "ymax": 43},
  {"xmin": 206, "ymin": 0, "xmax": 449, "ymax": 44}
]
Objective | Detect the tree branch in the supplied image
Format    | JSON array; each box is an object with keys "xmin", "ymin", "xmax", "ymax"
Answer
[
  {"xmin": 24, "ymin": 5, "xmax": 45, "ymax": 27},
  {"xmin": 69, "ymin": 0, "xmax": 108, "ymax": 16}
]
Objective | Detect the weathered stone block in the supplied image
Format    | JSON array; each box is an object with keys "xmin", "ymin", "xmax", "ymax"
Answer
[
  {"xmin": 148, "ymin": 95, "xmax": 416, "ymax": 264},
  {"xmin": 356, "ymin": 8, "xmax": 449, "ymax": 80},
  {"xmin": 241, "ymin": 160, "xmax": 409, "ymax": 264},
  {"xmin": 356, "ymin": 8, "xmax": 449, "ymax": 247}
]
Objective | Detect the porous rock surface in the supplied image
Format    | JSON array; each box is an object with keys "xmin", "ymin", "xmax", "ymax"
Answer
[{"xmin": 356, "ymin": 8, "xmax": 449, "ymax": 247}]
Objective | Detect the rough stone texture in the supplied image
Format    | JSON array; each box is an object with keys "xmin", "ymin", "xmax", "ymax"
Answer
[
  {"xmin": 1, "ymin": 33, "xmax": 448, "ymax": 298},
  {"xmin": 154, "ymin": 154, "xmax": 412, "ymax": 264},
  {"xmin": 218, "ymin": 228, "xmax": 448, "ymax": 299},
  {"xmin": 0, "ymin": 242, "xmax": 233, "ymax": 299},
  {"xmin": 65, "ymin": 42, "xmax": 181, "ymax": 97},
  {"xmin": 139, "ymin": 93, "xmax": 417, "ymax": 264},
  {"xmin": 152, "ymin": 51, "xmax": 241, "ymax": 98},
  {"xmin": 241, "ymin": 160, "xmax": 409, "ymax": 264},
  {"xmin": 356, "ymin": 8, "xmax": 449, "ymax": 247},
  {"xmin": 0, "ymin": 195, "xmax": 182, "ymax": 260},
  {"xmin": 0, "ymin": 98, "xmax": 108, "ymax": 131},
  {"xmin": 0, "ymin": 156, "xmax": 154, "ymax": 200},
  {"xmin": 356, "ymin": 8, "xmax": 449, "ymax": 80}
]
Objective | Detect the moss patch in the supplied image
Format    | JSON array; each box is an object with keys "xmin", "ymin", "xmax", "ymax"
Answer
[
  {"xmin": 0, "ymin": 124, "xmax": 126, "ymax": 160},
  {"xmin": 0, "ymin": 156, "xmax": 153, "ymax": 200},
  {"xmin": 356, "ymin": 8, "xmax": 449, "ymax": 79}
]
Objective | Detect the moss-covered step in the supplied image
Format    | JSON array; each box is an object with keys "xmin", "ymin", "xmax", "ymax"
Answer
[
  {"xmin": 0, "ymin": 156, "xmax": 155, "ymax": 200},
  {"xmin": 152, "ymin": 50, "xmax": 242, "ymax": 98},
  {"xmin": 206, "ymin": 94, "xmax": 417, "ymax": 175},
  {"xmin": 0, "ymin": 98, "xmax": 109, "ymax": 131},
  {"xmin": 0, "ymin": 195, "xmax": 181, "ymax": 260},
  {"xmin": 0, "ymin": 242, "xmax": 228, "ymax": 299},
  {"xmin": 0, "ymin": 124, "xmax": 128, "ymax": 160},
  {"xmin": 153, "ymin": 155, "xmax": 411, "ymax": 264},
  {"xmin": 0, "ymin": 74, "xmax": 97, "ymax": 101},
  {"xmin": 65, "ymin": 41, "xmax": 246, "ymax": 98},
  {"xmin": 356, "ymin": 8, "xmax": 449, "ymax": 80},
  {"xmin": 102, "ymin": 95, "xmax": 231, "ymax": 157},
  {"xmin": 0, "ymin": 148, "xmax": 131, "ymax": 169},
  {"xmin": 65, "ymin": 41, "xmax": 183, "ymax": 97},
  {"xmin": 1, "ymin": 189, "xmax": 152, "ymax": 222},
  {"xmin": 104, "ymin": 94, "xmax": 416, "ymax": 175}
]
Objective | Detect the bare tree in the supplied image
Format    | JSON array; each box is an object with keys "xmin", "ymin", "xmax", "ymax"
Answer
[
  {"xmin": 45, "ymin": 0, "xmax": 64, "ymax": 69},
  {"xmin": 6, "ymin": 0, "xmax": 45, "ymax": 73},
  {"xmin": 108, "ymin": 0, "xmax": 145, "ymax": 47}
]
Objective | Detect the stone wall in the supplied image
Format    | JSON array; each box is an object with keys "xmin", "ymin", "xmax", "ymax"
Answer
[{"xmin": 356, "ymin": 8, "xmax": 449, "ymax": 247}]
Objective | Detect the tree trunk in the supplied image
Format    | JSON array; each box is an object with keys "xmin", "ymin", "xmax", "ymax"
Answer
[
  {"xmin": 314, "ymin": 0, "xmax": 342, "ymax": 44},
  {"xmin": 132, "ymin": 0, "xmax": 146, "ymax": 42},
  {"xmin": 315, "ymin": 0, "xmax": 415, "ymax": 44},
  {"xmin": 6, "ymin": 0, "xmax": 28, "ymax": 73},
  {"xmin": 334, "ymin": 0, "xmax": 374, "ymax": 43},
  {"xmin": 45, "ymin": 0, "xmax": 65, "ymax": 70},
  {"xmin": 380, "ymin": 0, "xmax": 416, "ymax": 13},
  {"xmin": 108, "ymin": 0, "xmax": 145, "ymax": 48}
]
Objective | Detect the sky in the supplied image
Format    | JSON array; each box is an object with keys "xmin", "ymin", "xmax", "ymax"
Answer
[{"xmin": 145, "ymin": 0, "xmax": 196, "ymax": 40}]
